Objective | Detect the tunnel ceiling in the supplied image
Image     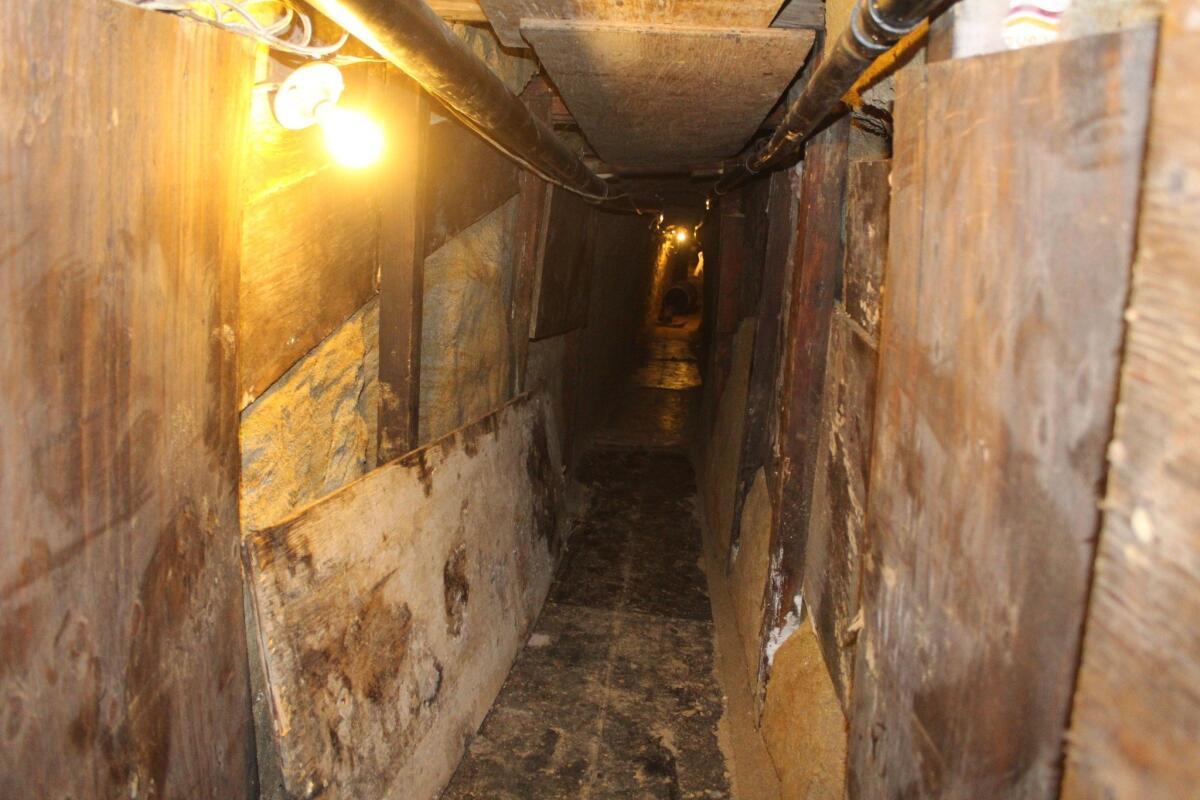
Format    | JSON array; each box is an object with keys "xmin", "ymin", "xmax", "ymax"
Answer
[{"xmin": 436, "ymin": 0, "xmax": 822, "ymax": 176}]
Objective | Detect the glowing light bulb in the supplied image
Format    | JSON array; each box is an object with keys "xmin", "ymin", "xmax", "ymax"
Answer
[
  {"xmin": 675, "ymin": 228, "xmax": 689, "ymax": 244},
  {"xmin": 317, "ymin": 104, "xmax": 384, "ymax": 169}
]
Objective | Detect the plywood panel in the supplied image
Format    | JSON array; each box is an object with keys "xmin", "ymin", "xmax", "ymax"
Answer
[
  {"xmin": 529, "ymin": 185, "xmax": 597, "ymax": 339},
  {"xmin": 802, "ymin": 159, "xmax": 890, "ymax": 711},
  {"xmin": 846, "ymin": 28, "xmax": 1156, "ymax": 799},
  {"xmin": 481, "ymin": 0, "xmax": 788, "ymax": 48},
  {"xmin": 1061, "ymin": 3, "xmax": 1200, "ymax": 796},
  {"xmin": 761, "ymin": 116, "xmax": 850, "ymax": 686},
  {"xmin": 0, "ymin": 3, "xmax": 255, "ymax": 796},
  {"xmin": 523, "ymin": 21, "xmax": 814, "ymax": 170},
  {"xmin": 244, "ymin": 395, "xmax": 562, "ymax": 800}
]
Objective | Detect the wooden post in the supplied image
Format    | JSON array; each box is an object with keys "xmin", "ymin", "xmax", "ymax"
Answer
[{"xmin": 376, "ymin": 68, "xmax": 429, "ymax": 463}]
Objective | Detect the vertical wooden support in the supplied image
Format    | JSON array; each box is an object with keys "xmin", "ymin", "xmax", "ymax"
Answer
[
  {"xmin": 756, "ymin": 115, "xmax": 850, "ymax": 682},
  {"xmin": 802, "ymin": 158, "xmax": 891, "ymax": 710},
  {"xmin": 1062, "ymin": 2, "xmax": 1200, "ymax": 795},
  {"xmin": 376, "ymin": 69, "xmax": 429, "ymax": 463},
  {"xmin": 727, "ymin": 169, "xmax": 801, "ymax": 565}
]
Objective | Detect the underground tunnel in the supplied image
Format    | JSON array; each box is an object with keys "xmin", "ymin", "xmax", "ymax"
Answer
[{"xmin": 1, "ymin": 0, "xmax": 1198, "ymax": 798}]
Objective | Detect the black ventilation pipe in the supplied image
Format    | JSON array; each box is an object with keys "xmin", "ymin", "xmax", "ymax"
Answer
[
  {"xmin": 306, "ymin": 0, "xmax": 621, "ymax": 205},
  {"xmin": 715, "ymin": 0, "xmax": 952, "ymax": 193}
]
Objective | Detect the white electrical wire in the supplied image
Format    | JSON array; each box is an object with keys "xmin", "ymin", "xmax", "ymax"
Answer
[{"xmin": 116, "ymin": 0, "xmax": 350, "ymax": 57}]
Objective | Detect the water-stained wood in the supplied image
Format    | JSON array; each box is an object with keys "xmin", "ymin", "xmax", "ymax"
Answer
[
  {"xmin": 847, "ymin": 28, "xmax": 1156, "ymax": 799},
  {"xmin": 0, "ymin": 3, "xmax": 255, "ymax": 796},
  {"xmin": 523, "ymin": 20, "xmax": 815, "ymax": 171},
  {"xmin": 803, "ymin": 159, "xmax": 890, "ymax": 712},
  {"xmin": 529, "ymin": 185, "xmax": 597, "ymax": 339},
  {"xmin": 1061, "ymin": 5, "xmax": 1200, "ymax": 797},
  {"xmin": 760, "ymin": 115, "xmax": 850, "ymax": 685},
  {"xmin": 244, "ymin": 395, "xmax": 563, "ymax": 800},
  {"xmin": 480, "ymin": 0, "xmax": 788, "ymax": 48},
  {"xmin": 728, "ymin": 170, "xmax": 799, "ymax": 565}
]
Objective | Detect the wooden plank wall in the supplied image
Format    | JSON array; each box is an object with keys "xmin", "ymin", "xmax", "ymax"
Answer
[
  {"xmin": 803, "ymin": 158, "xmax": 890, "ymax": 711},
  {"xmin": 1061, "ymin": 2, "xmax": 1200, "ymax": 795},
  {"xmin": 244, "ymin": 395, "xmax": 562, "ymax": 800},
  {"xmin": 0, "ymin": 3, "xmax": 255, "ymax": 796},
  {"xmin": 728, "ymin": 170, "xmax": 800, "ymax": 562},
  {"xmin": 758, "ymin": 115, "xmax": 850, "ymax": 683},
  {"xmin": 847, "ymin": 28, "xmax": 1156, "ymax": 799}
]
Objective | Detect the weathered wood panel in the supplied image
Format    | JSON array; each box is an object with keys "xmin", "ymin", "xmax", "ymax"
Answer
[
  {"xmin": 728, "ymin": 170, "xmax": 800, "ymax": 564},
  {"xmin": 424, "ymin": 115, "xmax": 520, "ymax": 257},
  {"xmin": 244, "ymin": 395, "xmax": 563, "ymax": 800},
  {"xmin": 1061, "ymin": 3, "xmax": 1200, "ymax": 796},
  {"xmin": 847, "ymin": 29, "xmax": 1156, "ymax": 799},
  {"xmin": 523, "ymin": 20, "xmax": 814, "ymax": 170},
  {"xmin": 842, "ymin": 160, "xmax": 890, "ymax": 338},
  {"xmin": 511, "ymin": 77, "xmax": 554, "ymax": 394},
  {"xmin": 377, "ymin": 71, "xmax": 429, "ymax": 463},
  {"xmin": 480, "ymin": 0, "xmax": 788, "ymax": 48},
  {"xmin": 802, "ymin": 159, "xmax": 890, "ymax": 711},
  {"xmin": 759, "ymin": 115, "xmax": 850, "ymax": 684},
  {"xmin": 529, "ymin": 185, "xmax": 597, "ymax": 339},
  {"xmin": 0, "ymin": 3, "xmax": 254, "ymax": 797}
]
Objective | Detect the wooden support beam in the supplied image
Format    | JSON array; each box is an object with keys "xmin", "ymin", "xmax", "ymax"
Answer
[
  {"xmin": 756, "ymin": 114, "xmax": 850, "ymax": 686},
  {"xmin": 376, "ymin": 70, "xmax": 429, "ymax": 463},
  {"xmin": 727, "ymin": 171, "xmax": 800, "ymax": 570}
]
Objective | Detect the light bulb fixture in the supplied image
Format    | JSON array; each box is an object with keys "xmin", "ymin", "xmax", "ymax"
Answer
[
  {"xmin": 273, "ymin": 62, "xmax": 384, "ymax": 169},
  {"xmin": 674, "ymin": 228, "xmax": 689, "ymax": 244}
]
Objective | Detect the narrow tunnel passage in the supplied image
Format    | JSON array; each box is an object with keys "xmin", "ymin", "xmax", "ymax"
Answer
[{"xmin": 443, "ymin": 312, "xmax": 733, "ymax": 798}]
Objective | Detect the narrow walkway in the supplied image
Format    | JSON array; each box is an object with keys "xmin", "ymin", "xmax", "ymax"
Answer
[{"xmin": 443, "ymin": 318, "xmax": 730, "ymax": 799}]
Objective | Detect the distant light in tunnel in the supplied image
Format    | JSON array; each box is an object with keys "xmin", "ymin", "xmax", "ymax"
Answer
[{"xmin": 674, "ymin": 228, "xmax": 689, "ymax": 244}]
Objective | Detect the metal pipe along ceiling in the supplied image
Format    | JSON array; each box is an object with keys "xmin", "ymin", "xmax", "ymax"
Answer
[
  {"xmin": 715, "ymin": 0, "xmax": 955, "ymax": 194},
  {"xmin": 306, "ymin": 0, "xmax": 619, "ymax": 204}
]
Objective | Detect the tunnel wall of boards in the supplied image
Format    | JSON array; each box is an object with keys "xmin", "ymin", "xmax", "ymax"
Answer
[{"xmin": 697, "ymin": 9, "xmax": 1198, "ymax": 799}]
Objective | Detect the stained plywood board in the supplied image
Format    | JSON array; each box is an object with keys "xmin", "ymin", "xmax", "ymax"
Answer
[
  {"xmin": 481, "ymin": 0, "xmax": 788, "ymax": 48},
  {"xmin": 1061, "ymin": 5, "xmax": 1200, "ymax": 797},
  {"xmin": 529, "ymin": 185, "xmax": 597, "ymax": 339},
  {"xmin": 803, "ymin": 158, "xmax": 890, "ymax": 713},
  {"xmin": 523, "ymin": 21, "xmax": 815, "ymax": 170},
  {"xmin": 244, "ymin": 394, "xmax": 563, "ymax": 800},
  {"xmin": 846, "ymin": 28, "xmax": 1155, "ymax": 799},
  {"xmin": 762, "ymin": 116, "xmax": 850, "ymax": 688},
  {"xmin": 0, "ymin": 2, "xmax": 255, "ymax": 796}
]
